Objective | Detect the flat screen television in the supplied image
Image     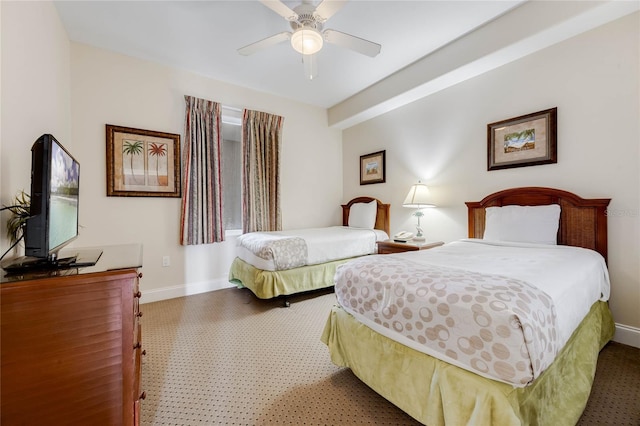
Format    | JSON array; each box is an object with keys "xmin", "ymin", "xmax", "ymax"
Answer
[{"xmin": 23, "ymin": 134, "xmax": 80, "ymax": 262}]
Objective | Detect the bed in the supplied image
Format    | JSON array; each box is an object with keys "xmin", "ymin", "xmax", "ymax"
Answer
[
  {"xmin": 321, "ymin": 187, "xmax": 614, "ymax": 426},
  {"xmin": 229, "ymin": 197, "xmax": 390, "ymax": 302}
]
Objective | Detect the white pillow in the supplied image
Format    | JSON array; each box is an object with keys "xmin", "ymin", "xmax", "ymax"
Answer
[
  {"xmin": 348, "ymin": 200, "xmax": 378, "ymax": 229},
  {"xmin": 483, "ymin": 204, "xmax": 561, "ymax": 245}
]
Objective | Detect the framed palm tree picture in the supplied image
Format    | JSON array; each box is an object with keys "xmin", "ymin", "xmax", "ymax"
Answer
[
  {"xmin": 106, "ymin": 124, "xmax": 181, "ymax": 197},
  {"xmin": 487, "ymin": 107, "xmax": 557, "ymax": 171}
]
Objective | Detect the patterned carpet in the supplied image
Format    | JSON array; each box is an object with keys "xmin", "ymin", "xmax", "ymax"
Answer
[{"xmin": 140, "ymin": 287, "xmax": 639, "ymax": 425}]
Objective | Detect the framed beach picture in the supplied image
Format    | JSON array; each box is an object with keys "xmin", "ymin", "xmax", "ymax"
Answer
[
  {"xmin": 360, "ymin": 150, "xmax": 386, "ymax": 185},
  {"xmin": 106, "ymin": 124, "xmax": 181, "ymax": 197},
  {"xmin": 487, "ymin": 107, "xmax": 557, "ymax": 171}
]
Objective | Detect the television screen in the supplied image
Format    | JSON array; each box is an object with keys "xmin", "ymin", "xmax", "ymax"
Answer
[{"xmin": 48, "ymin": 140, "xmax": 79, "ymax": 251}]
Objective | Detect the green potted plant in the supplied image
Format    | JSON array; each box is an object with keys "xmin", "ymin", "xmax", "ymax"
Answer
[{"xmin": 4, "ymin": 190, "xmax": 31, "ymax": 246}]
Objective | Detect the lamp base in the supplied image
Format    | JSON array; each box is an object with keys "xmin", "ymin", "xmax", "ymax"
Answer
[{"xmin": 412, "ymin": 235, "xmax": 426, "ymax": 242}]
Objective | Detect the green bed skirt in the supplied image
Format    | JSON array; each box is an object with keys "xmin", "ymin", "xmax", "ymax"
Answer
[
  {"xmin": 228, "ymin": 257, "xmax": 357, "ymax": 299},
  {"xmin": 321, "ymin": 301, "xmax": 614, "ymax": 426}
]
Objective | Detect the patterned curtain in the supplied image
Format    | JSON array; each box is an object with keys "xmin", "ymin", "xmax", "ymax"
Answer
[
  {"xmin": 180, "ymin": 96, "xmax": 224, "ymax": 245},
  {"xmin": 241, "ymin": 109, "xmax": 284, "ymax": 233}
]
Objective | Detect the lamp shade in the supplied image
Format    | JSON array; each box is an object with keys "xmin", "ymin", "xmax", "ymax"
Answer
[
  {"xmin": 403, "ymin": 182, "xmax": 435, "ymax": 208},
  {"xmin": 291, "ymin": 28, "xmax": 324, "ymax": 55}
]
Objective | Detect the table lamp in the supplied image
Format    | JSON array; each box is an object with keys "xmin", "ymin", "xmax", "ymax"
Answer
[{"xmin": 402, "ymin": 181, "xmax": 435, "ymax": 242}]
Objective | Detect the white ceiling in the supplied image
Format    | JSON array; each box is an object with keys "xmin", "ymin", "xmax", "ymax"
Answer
[{"xmin": 54, "ymin": 0, "xmax": 525, "ymax": 109}]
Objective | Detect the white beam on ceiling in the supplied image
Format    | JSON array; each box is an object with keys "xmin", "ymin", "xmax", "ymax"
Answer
[{"xmin": 328, "ymin": 0, "xmax": 639, "ymax": 130}]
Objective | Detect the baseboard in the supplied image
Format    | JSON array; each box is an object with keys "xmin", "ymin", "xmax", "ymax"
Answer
[
  {"xmin": 140, "ymin": 277, "xmax": 235, "ymax": 304},
  {"xmin": 613, "ymin": 323, "xmax": 640, "ymax": 348}
]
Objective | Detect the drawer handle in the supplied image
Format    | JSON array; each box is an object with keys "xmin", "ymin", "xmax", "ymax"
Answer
[
  {"xmin": 134, "ymin": 342, "xmax": 142, "ymax": 350},
  {"xmin": 136, "ymin": 311, "xmax": 143, "ymax": 318},
  {"xmin": 142, "ymin": 349, "xmax": 147, "ymax": 356},
  {"xmin": 139, "ymin": 391, "xmax": 146, "ymax": 400},
  {"xmin": 134, "ymin": 291, "xmax": 142, "ymax": 298},
  {"xmin": 138, "ymin": 273, "xmax": 143, "ymax": 279}
]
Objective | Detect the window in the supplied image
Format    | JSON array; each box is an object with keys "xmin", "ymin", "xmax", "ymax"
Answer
[{"xmin": 221, "ymin": 106, "xmax": 242, "ymax": 231}]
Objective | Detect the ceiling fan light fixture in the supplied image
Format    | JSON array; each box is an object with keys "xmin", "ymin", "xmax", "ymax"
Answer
[{"xmin": 291, "ymin": 27, "xmax": 324, "ymax": 55}]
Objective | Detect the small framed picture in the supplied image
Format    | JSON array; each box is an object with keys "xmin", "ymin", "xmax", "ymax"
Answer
[
  {"xmin": 360, "ymin": 150, "xmax": 386, "ymax": 185},
  {"xmin": 106, "ymin": 124, "xmax": 181, "ymax": 197},
  {"xmin": 487, "ymin": 107, "xmax": 557, "ymax": 171}
]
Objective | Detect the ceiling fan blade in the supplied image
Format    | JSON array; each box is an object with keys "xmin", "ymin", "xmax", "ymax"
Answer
[
  {"xmin": 237, "ymin": 32, "xmax": 291, "ymax": 56},
  {"xmin": 313, "ymin": 0, "xmax": 348, "ymax": 22},
  {"xmin": 259, "ymin": 0, "xmax": 298, "ymax": 21},
  {"xmin": 302, "ymin": 54, "xmax": 318, "ymax": 80},
  {"xmin": 323, "ymin": 29, "xmax": 381, "ymax": 57}
]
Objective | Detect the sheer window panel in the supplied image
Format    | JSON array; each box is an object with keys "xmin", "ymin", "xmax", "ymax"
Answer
[{"xmin": 221, "ymin": 112, "xmax": 242, "ymax": 232}]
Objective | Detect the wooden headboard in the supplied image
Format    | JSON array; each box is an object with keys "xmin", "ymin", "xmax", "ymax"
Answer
[
  {"xmin": 341, "ymin": 197, "xmax": 391, "ymax": 236},
  {"xmin": 465, "ymin": 187, "xmax": 611, "ymax": 262}
]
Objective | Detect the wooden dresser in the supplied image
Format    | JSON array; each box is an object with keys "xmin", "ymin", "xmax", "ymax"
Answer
[{"xmin": 1, "ymin": 244, "xmax": 144, "ymax": 426}]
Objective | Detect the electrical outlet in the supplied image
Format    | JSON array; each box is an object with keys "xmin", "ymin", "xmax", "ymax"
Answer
[{"xmin": 162, "ymin": 256, "xmax": 170, "ymax": 267}]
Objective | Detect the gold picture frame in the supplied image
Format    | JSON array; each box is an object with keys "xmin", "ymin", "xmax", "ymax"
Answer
[
  {"xmin": 487, "ymin": 107, "xmax": 557, "ymax": 171},
  {"xmin": 360, "ymin": 150, "xmax": 386, "ymax": 185},
  {"xmin": 106, "ymin": 124, "xmax": 181, "ymax": 197}
]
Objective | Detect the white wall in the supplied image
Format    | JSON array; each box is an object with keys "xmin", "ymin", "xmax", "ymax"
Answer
[
  {"xmin": 1, "ymin": 1, "xmax": 71, "ymax": 254},
  {"xmin": 342, "ymin": 14, "xmax": 640, "ymax": 340},
  {"xmin": 68, "ymin": 43, "xmax": 342, "ymax": 302}
]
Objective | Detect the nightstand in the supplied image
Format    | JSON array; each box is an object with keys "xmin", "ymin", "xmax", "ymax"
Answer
[{"xmin": 376, "ymin": 240, "xmax": 444, "ymax": 254}]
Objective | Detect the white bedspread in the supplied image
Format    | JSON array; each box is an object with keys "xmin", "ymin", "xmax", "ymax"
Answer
[
  {"xmin": 404, "ymin": 239, "xmax": 610, "ymax": 344},
  {"xmin": 236, "ymin": 226, "xmax": 389, "ymax": 271},
  {"xmin": 334, "ymin": 239, "xmax": 610, "ymax": 386}
]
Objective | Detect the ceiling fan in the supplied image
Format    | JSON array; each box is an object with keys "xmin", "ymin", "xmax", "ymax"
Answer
[{"xmin": 238, "ymin": 0, "xmax": 382, "ymax": 80}]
